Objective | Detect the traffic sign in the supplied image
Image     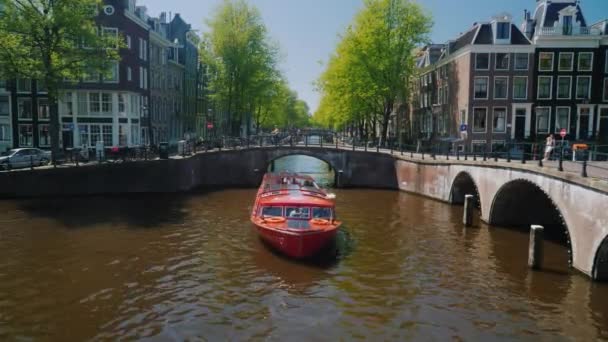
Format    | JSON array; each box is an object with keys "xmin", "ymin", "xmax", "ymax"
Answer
[
  {"xmin": 560, "ymin": 128, "xmax": 567, "ymax": 138},
  {"xmin": 207, "ymin": 122, "xmax": 214, "ymax": 129},
  {"xmin": 460, "ymin": 124, "xmax": 467, "ymax": 132}
]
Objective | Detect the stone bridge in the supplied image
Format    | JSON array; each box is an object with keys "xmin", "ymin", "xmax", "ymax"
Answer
[{"xmin": 1, "ymin": 145, "xmax": 607, "ymax": 281}]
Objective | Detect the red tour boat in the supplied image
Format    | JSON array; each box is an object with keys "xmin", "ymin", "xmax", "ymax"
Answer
[{"xmin": 251, "ymin": 172, "xmax": 341, "ymax": 259}]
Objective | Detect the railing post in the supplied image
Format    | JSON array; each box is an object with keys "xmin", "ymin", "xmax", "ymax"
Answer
[
  {"xmin": 538, "ymin": 148, "xmax": 543, "ymax": 167},
  {"xmin": 464, "ymin": 150, "xmax": 468, "ymax": 161},
  {"xmin": 422, "ymin": 151, "xmax": 425, "ymax": 160},
  {"xmin": 581, "ymin": 159, "xmax": 588, "ymax": 178},
  {"xmin": 483, "ymin": 149, "xmax": 487, "ymax": 161},
  {"xmin": 558, "ymin": 147, "xmax": 564, "ymax": 171},
  {"xmin": 528, "ymin": 225, "xmax": 544, "ymax": 270},
  {"xmin": 336, "ymin": 137, "xmax": 339, "ymax": 150},
  {"xmin": 400, "ymin": 143, "xmax": 404, "ymax": 156},
  {"xmin": 320, "ymin": 136, "xmax": 323, "ymax": 148},
  {"xmin": 410, "ymin": 149, "xmax": 413, "ymax": 158},
  {"xmin": 473, "ymin": 152, "xmax": 477, "ymax": 161},
  {"xmin": 456, "ymin": 148, "xmax": 460, "ymax": 160},
  {"xmin": 353, "ymin": 138, "xmax": 356, "ymax": 151},
  {"xmin": 521, "ymin": 146, "xmax": 526, "ymax": 164},
  {"xmin": 494, "ymin": 150, "xmax": 498, "ymax": 162},
  {"xmin": 463, "ymin": 194, "xmax": 474, "ymax": 227},
  {"xmin": 305, "ymin": 135, "xmax": 308, "ymax": 147},
  {"xmin": 446, "ymin": 149, "xmax": 449, "ymax": 160},
  {"xmin": 507, "ymin": 146, "xmax": 511, "ymax": 163}
]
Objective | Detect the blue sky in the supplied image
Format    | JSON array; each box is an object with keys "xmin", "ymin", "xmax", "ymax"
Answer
[{"xmin": 141, "ymin": 0, "xmax": 608, "ymax": 113}]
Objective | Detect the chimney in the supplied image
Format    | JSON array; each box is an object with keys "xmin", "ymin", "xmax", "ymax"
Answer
[
  {"xmin": 160, "ymin": 12, "xmax": 166, "ymax": 24},
  {"xmin": 524, "ymin": 9, "xmax": 530, "ymax": 22}
]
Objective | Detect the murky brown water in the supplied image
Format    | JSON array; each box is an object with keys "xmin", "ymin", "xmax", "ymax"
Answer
[{"xmin": 0, "ymin": 156, "xmax": 607, "ymax": 341}]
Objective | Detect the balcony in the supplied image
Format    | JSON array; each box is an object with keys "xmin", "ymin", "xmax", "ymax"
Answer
[{"xmin": 538, "ymin": 26, "xmax": 602, "ymax": 37}]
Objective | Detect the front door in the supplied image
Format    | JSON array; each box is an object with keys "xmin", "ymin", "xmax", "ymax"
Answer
[
  {"xmin": 599, "ymin": 107, "xmax": 608, "ymax": 143},
  {"xmin": 578, "ymin": 106, "xmax": 592, "ymax": 140},
  {"xmin": 514, "ymin": 108, "xmax": 526, "ymax": 140},
  {"xmin": 62, "ymin": 130, "xmax": 73, "ymax": 149}
]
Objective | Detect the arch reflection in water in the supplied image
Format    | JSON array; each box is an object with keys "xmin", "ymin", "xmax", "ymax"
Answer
[{"xmin": 269, "ymin": 155, "xmax": 335, "ymax": 187}]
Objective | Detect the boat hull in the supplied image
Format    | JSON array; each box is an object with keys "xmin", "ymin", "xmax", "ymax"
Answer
[{"xmin": 253, "ymin": 224, "xmax": 339, "ymax": 259}]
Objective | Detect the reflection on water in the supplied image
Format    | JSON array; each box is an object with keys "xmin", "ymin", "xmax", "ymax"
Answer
[
  {"xmin": 271, "ymin": 155, "xmax": 335, "ymax": 187},
  {"xmin": 0, "ymin": 156, "xmax": 607, "ymax": 340}
]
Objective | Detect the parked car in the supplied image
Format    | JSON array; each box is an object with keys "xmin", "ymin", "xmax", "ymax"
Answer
[{"xmin": 0, "ymin": 148, "xmax": 51, "ymax": 170}]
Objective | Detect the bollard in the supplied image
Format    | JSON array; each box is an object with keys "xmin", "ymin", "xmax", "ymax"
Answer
[
  {"xmin": 558, "ymin": 148, "xmax": 563, "ymax": 171},
  {"xmin": 421, "ymin": 151, "xmax": 425, "ymax": 160},
  {"xmin": 353, "ymin": 140, "xmax": 356, "ymax": 151},
  {"xmin": 376, "ymin": 144, "xmax": 380, "ymax": 153},
  {"xmin": 483, "ymin": 150, "xmax": 487, "ymax": 161},
  {"xmin": 473, "ymin": 153, "xmax": 477, "ymax": 161},
  {"xmin": 365, "ymin": 140, "xmax": 368, "ymax": 152},
  {"xmin": 463, "ymin": 194, "xmax": 474, "ymax": 227},
  {"xmin": 521, "ymin": 149, "xmax": 526, "ymax": 164},
  {"xmin": 538, "ymin": 149, "xmax": 543, "ymax": 167},
  {"xmin": 410, "ymin": 150, "xmax": 413, "ymax": 158},
  {"xmin": 456, "ymin": 149, "xmax": 460, "ymax": 160},
  {"xmin": 528, "ymin": 225, "xmax": 544, "ymax": 270},
  {"xmin": 305, "ymin": 135, "xmax": 308, "ymax": 147},
  {"xmin": 581, "ymin": 159, "xmax": 588, "ymax": 178},
  {"xmin": 401, "ymin": 144, "xmax": 404, "ymax": 156},
  {"xmin": 507, "ymin": 149, "xmax": 511, "ymax": 163},
  {"xmin": 446, "ymin": 150, "xmax": 449, "ymax": 160},
  {"xmin": 494, "ymin": 152, "xmax": 498, "ymax": 162},
  {"xmin": 464, "ymin": 151, "xmax": 468, "ymax": 161}
]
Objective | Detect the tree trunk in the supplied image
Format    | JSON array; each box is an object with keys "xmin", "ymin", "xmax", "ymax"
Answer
[{"xmin": 379, "ymin": 100, "xmax": 394, "ymax": 147}]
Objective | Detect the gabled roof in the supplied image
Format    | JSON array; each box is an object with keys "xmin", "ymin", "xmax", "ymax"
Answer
[
  {"xmin": 450, "ymin": 26, "xmax": 479, "ymax": 54},
  {"xmin": 474, "ymin": 24, "xmax": 493, "ymax": 44}
]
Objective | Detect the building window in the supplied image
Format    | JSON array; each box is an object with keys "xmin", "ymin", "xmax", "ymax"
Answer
[
  {"xmin": 605, "ymin": 52, "xmax": 608, "ymax": 74},
  {"xmin": 89, "ymin": 93, "xmax": 101, "ymax": 113},
  {"xmin": 17, "ymin": 79, "xmax": 31, "ymax": 93},
  {"xmin": 126, "ymin": 35, "xmax": 131, "ymax": 49},
  {"xmin": 578, "ymin": 52, "xmax": 593, "ymax": 72},
  {"xmin": 139, "ymin": 67, "xmax": 143, "ymax": 88},
  {"xmin": 63, "ymin": 92, "xmax": 73, "ymax": 116},
  {"xmin": 18, "ymin": 98, "xmax": 32, "ymax": 119},
  {"xmin": 91, "ymin": 125, "xmax": 102, "ymax": 145},
  {"xmin": 513, "ymin": 77, "xmax": 527, "ymax": 100},
  {"xmin": 536, "ymin": 107, "xmax": 550, "ymax": 134},
  {"xmin": 77, "ymin": 92, "xmax": 88, "ymax": 116},
  {"xmin": 496, "ymin": 22, "xmax": 510, "ymax": 40},
  {"xmin": 557, "ymin": 76, "xmax": 572, "ymax": 100},
  {"xmin": 559, "ymin": 52, "xmax": 574, "ymax": 71},
  {"xmin": 102, "ymin": 27, "xmax": 118, "ymax": 48},
  {"xmin": 537, "ymin": 76, "xmax": 552, "ymax": 100},
  {"xmin": 472, "ymin": 140, "xmax": 487, "ymax": 153},
  {"xmin": 494, "ymin": 77, "xmax": 508, "ymax": 99},
  {"xmin": 38, "ymin": 124, "xmax": 50, "ymax": 147},
  {"xmin": 104, "ymin": 61, "xmax": 119, "ymax": 83},
  {"xmin": 555, "ymin": 107, "xmax": 570, "ymax": 133},
  {"xmin": 0, "ymin": 80, "xmax": 6, "ymax": 89},
  {"xmin": 474, "ymin": 77, "xmax": 488, "ymax": 99},
  {"xmin": 38, "ymin": 98, "xmax": 50, "ymax": 120},
  {"xmin": 539, "ymin": 52, "xmax": 554, "ymax": 72},
  {"xmin": 101, "ymin": 93, "xmax": 112, "ymax": 113},
  {"xmin": 127, "ymin": 67, "xmax": 132, "ymax": 81},
  {"xmin": 102, "ymin": 125, "xmax": 112, "ymax": 146},
  {"xmin": 19, "ymin": 124, "xmax": 33, "ymax": 146},
  {"xmin": 119, "ymin": 124, "xmax": 128, "ymax": 146},
  {"xmin": 576, "ymin": 76, "xmax": 591, "ymax": 99},
  {"xmin": 37, "ymin": 80, "xmax": 47, "ymax": 93},
  {"xmin": 84, "ymin": 69, "xmax": 99, "ymax": 83},
  {"xmin": 604, "ymin": 78, "xmax": 608, "ymax": 102},
  {"xmin": 514, "ymin": 53, "xmax": 529, "ymax": 70},
  {"xmin": 118, "ymin": 94, "xmax": 126, "ymax": 115},
  {"xmin": 493, "ymin": 107, "xmax": 506, "ymax": 132},
  {"xmin": 103, "ymin": 5, "xmax": 115, "ymax": 15},
  {"xmin": 475, "ymin": 53, "xmax": 489, "ymax": 70},
  {"xmin": 0, "ymin": 124, "xmax": 11, "ymax": 142},
  {"xmin": 473, "ymin": 107, "xmax": 487, "ymax": 133},
  {"xmin": 495, "ymin": 53, "xmax": 509, "ymax": 70},
  {"xmin": 0, "ymin": 96, "xmax": 9, "ymax": 116},
  {"xmin": 131, "ymin": 125, "xmax": 140, "ymax": 145},
  {"xmin": 78, "ymin": 124, "xmax": 89, "ymax": 147}
]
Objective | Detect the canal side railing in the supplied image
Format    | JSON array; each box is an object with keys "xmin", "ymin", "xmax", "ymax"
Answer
[{"xmin": 2, "ymin": 134, "xmax": 608, "ymax": 183}]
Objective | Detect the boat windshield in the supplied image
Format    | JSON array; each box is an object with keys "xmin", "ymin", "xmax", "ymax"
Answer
[
  {"xmin": 312, "ymin": 207, "xmax": 332, "ymax": 219},
  {"xmin": 286, "ymin": 207, "xmax": 310, "ymax": 219},
  {"xmin": 261, "ymin": 206, "xmax": 283, "ymax": 217}
]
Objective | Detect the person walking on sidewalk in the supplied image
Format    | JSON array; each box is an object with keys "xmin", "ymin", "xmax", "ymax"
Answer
[{"xmin": 543, "ymin": 134, "xmax": 555, "ymax": 161}]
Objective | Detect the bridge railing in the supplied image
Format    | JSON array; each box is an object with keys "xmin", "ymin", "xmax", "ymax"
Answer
[{"xmin": 2, "ymin": 134, "xmax": 607, "ymax": 181}]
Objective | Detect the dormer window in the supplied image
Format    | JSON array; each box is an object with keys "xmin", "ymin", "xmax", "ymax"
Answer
[
  {"xmin": 497, "ymin": 22, "xmax": 510, "ymax": 40},
  {"xmin": 563, "ymin": 15, "xmax": 573, "ymax": 35}
]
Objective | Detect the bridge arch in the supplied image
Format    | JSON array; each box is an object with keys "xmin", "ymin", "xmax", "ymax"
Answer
[
  {"xmin": 449, "ymin": 171, "xmax": 482, "ymax": 215},
  {"xmin": 489, "ymin": 178, "xmax": 573, "ymax": 265},
  {"xmin": 593, "ymin": 236, "xmax": 608, "ymax": 281}
]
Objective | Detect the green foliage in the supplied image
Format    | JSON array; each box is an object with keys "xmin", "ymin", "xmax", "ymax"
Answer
[
  {"xmin": 314, "ymin": 0, "xmax": 432, "ymax": 142},
  {"xmin": 0, "ymin": 0, "xmax": 124, "ymax": 157},
  {"xmin": 201, "ymin": 0, "xmax": 309, "ymax": 136}
]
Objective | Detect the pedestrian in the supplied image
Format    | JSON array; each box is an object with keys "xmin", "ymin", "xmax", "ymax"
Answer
[{"xmin": 543, "ymin": 134, "xmax": 555, "ymax": 161}]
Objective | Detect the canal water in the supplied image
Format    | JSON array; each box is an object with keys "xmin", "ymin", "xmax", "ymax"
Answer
[{"xmin": 0, "ymin": 156, "xmax": 607, "ymax": 341}]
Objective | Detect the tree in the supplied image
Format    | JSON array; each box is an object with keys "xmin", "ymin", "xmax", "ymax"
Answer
[
  {"xmin": 315, "ymin": 0, "xmax": 432, "ymax": 145},
  {"xmin": 0, "ymin": 0, "xmax": 123, "ymax": 160},
  {"xmin": 201, "ymin": 0, "xmax": 310, "ymax": 137}
]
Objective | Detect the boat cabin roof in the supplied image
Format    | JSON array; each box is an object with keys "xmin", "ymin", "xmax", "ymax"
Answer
[{"xmin": 257, "ymin": 172, "xmax": 334, "ymax": 207}]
